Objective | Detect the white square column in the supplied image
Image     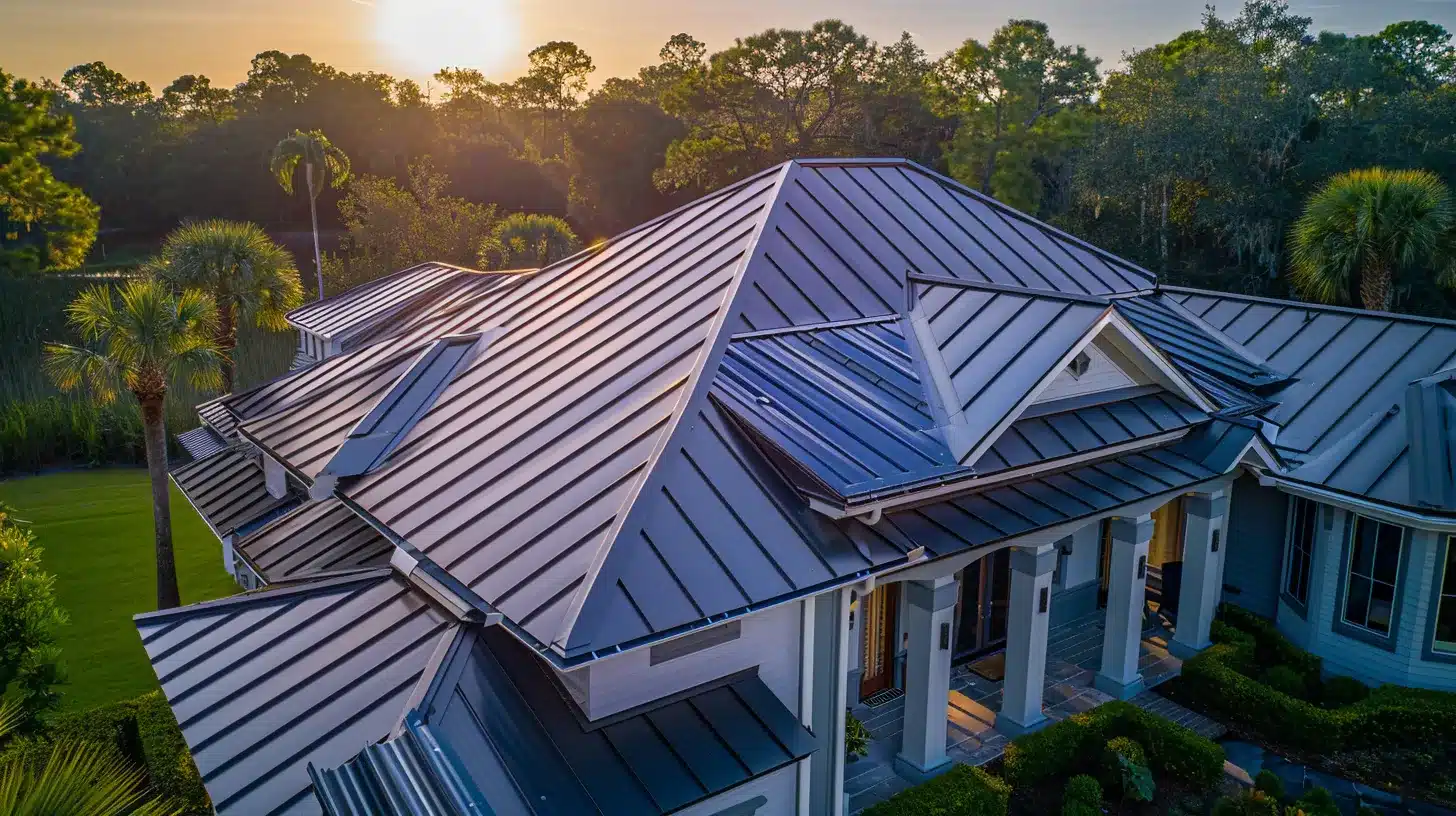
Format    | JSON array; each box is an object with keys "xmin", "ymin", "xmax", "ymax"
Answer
[
  {"xmin": 996, "ymin": 544, "xmax": 1057, "ymax": 736},
  {"xmin": 1171, "ymin": 491, "xmax": 1229, "ymax": 657},
  {"xmin": 895, "ymin": 576, "xmax": 958, "ymax": 778},
  {"xmin": 1095, "ymin": 514, "xmax": 1153, "ymax": 700}
]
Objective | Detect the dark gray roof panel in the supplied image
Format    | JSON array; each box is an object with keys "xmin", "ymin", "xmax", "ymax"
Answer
[
  {"xmin": 1167, "ymin": 287, "xmax": 1456, "ymax": 457},
  {"xmin": 198, "ymin": 397, "xmax": 239, "ymax": 438},
  {"xmin": 712, "ymin": 319, "xmax": 961, "ymax": 498},
  {"xmin": 424, "ymin": 627, "xmax": 814, "ymax": 815},
  {"xmin": 1115, "ymin": 295, "xmax": 1287, "ymax": 389},
  {"xmin": 1180, "ymin": 367, "xmax": 1273, "ymax": 416},
  {"xmin": 730, "ymin": 162, "xmax": 1153, "ymax": 333},
  {"xmin": 287, "ymin": 264, "xmax": 476, "ymax": 340},
  {"xmin": 171, "ymin": 447, "xmax": 297, "ymax": 537},
  {"xmin": 880, "ymin": 443, "xmax": 1228, "ymax": 557},
  {"xmin": 915, "ymin": 277, "xmax": 1109, "ymax": 461},
  {"xmin": 177, "ymin": 425, "xmax": 229, "ymax": 461},
  {"xmin": 973, "ymin": 391, "xmax": 1206, "ymax": 474},
  {"xmin": 237, "ymin": 499, "xmax": 392, "ymax": 583},
  {"xmin": 310, "ymin": 712, "xmax": 500, "ymax": 816},
  {"xmin": 339, "ymin": 271, "xmax": 521, "ymax": 353},
  {"xmin": 135, "ymin": 571, "xmax": 457, "ymax": 815}
]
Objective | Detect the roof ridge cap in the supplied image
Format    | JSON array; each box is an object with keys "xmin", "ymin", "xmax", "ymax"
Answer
[{"xmin": 907, "ymin": 272, "xmax": 1112, "ymax": 306}]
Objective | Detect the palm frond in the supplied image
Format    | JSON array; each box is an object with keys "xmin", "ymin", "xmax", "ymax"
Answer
[
  {"xmin": 269, "ymin": 138, "xmax": 306, "ymax": 196},
  {"xmin": 271, "ymin": 129, "xmax": 352, "ymax": 195},
  {"xmin": 42, "ymin": 342, "xmax": 122, "ymax": 405},
  {"xmin": 0, "ymin": 739, "xmax": 181, "ymax": 816}
]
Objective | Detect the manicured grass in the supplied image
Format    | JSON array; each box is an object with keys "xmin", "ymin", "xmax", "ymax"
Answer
[{"xmin": 0, "ymin": 468, "xmax": 237, "ymax": 711}]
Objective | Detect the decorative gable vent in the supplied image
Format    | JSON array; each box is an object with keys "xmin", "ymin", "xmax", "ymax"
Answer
[{"xmin": 1068, "ymin": 351, "xmax": 1092, "ymax": 379}]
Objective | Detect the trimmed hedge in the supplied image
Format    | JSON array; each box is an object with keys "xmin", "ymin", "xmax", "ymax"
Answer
[
  {"xmin": 862, "ymin": 764, "xmax": 1011, "ymax": 815},
  {"xmin": 1180, "ymin": 616, "xmax": 1456, "ymax": 753},
  {"xmin": 0, "ymin": 692, "xmax": 210, "ymax": 814},
  {"xmin": 1002, "ymin": 701, "xmax": 1225, "ymax": 792}
]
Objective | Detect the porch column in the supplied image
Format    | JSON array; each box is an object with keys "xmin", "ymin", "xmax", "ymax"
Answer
[
  {"xmin": 996, "ymin": 544, "xmax": 1057, "ymax": 736},
  {"xmin": 808, "ymin": 588, "xmax": 852, "ymax": 816},
  {"xmin": 1171, "ymin": 490, "xmax": 1229, "ymax": 657},
  {"xmin": 896, "ymin": 575, "xmax": 958, "ymax": 778},
  {"xmin": 1095, "ymin": 514, "xmax": 1153, "ymax": 700}
]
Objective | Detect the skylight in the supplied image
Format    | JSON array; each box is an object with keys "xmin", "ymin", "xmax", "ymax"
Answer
[{"xmin": 321, "ymin": 331, "xmax": 493, "ymax": 479}]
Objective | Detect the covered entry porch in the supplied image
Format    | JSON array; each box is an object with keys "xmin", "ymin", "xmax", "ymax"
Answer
[{"xmin": 843, "ymin": 483, "xmax": 1232, "ymax": 793}]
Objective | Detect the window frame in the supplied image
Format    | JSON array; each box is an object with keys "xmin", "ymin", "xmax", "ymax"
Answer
[
  {"xmin": 1280, "ymin": 496, "xmax": 1318, "ymax": 616},
  {"xmin": 1331, "ymin": 513, "xmax": 1407, "ymax": 651},
  {"xmin": 1425, "ymin": 534, "xmax": 1456, "ymax": 664}
]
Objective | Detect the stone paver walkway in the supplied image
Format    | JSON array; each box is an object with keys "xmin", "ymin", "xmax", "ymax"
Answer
[{"xmin": 846, "ymin": 611, "xmax": 1188, "ymax": 813}]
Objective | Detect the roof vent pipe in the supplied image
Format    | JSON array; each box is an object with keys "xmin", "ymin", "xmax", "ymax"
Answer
[{"xmin": 859, "ymin": 507, "xmax": 882, "ymax": 525}]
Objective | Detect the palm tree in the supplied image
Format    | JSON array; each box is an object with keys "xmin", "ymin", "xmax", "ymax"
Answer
[
  {"xmin": 146, "ymin": 220, "xmax": 303, "ymax": 392},
  {"xmin": 269, "ymin": 129, "xmax": 351, "ymax": 301},
  {"xmin": 44, "ymin": 279, "xmax": 223, "ymax": 610},
  {"xmin": 0, "ymin": 699, "xmax": 179, "ymax": 815},
  {"xmin": 478, "ymin": 212, "xmax": 582, "ymax": 270},
  {"xmin": 1289, "ymin": 168, "xmax": 1455, "ymax": 311}
]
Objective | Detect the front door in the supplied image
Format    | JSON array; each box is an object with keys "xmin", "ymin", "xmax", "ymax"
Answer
[
  {"xmin": 1147, "ymin": 498, "xmax": 1186, "ymax": 613},
  {"xmin": 954, "ymin": 549, "xmax": 1012, "ymax": 659},
  {"xmin": 859, "ymin": 583, "xmax": 900, "ymax": 699}
]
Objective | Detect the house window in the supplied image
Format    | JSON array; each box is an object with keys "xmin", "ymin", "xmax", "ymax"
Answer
[
  {"xmin": 1341, "ymin": 516, "xmax": 1404, "ymax": 636},
  {"xmin": 1283, "ymin": 497, "xmax": 1317, "ymax": 607},
  {"xmin": 1435, "ymin": 536, "xmax": 1456, "ymax": 654}
]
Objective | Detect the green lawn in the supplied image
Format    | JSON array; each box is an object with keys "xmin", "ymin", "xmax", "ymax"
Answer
[{"xmin": 0, "ymin": 468, "xmax": 237, "ymax": 711}]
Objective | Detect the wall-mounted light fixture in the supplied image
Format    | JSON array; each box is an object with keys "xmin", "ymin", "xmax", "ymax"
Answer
[{"xmin": 1137, "ymin": 555, "xmax": 1147, "ymax": 580}]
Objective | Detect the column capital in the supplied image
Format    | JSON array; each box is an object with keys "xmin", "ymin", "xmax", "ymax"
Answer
[
  {"xmin": 1108, "ymin": 515, "xmax": 1154, "ymax": 544},
  {"xmin": 905, "ymin": 577, "xmax": 959, "ymax": 612},
  {"xmin": 1010, "ymin": 545, "xmax": 1058, "ymax": 577},
  {"xmin": 1186, "ymin": 493, "xmax": 1230, "ymax": 520}
]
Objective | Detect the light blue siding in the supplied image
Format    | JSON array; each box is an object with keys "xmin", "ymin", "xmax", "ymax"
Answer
[{"xmin": 1222, "ymin": 474, "xmax": 1286, "ymax": 618}]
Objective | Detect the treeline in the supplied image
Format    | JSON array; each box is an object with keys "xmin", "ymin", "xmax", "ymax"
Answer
[{"xmin": 15, "ymin": 1, "xmax": 1456, "ymax": 309}]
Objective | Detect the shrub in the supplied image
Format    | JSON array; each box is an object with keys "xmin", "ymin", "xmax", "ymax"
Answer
[
  {"xmin": 1319, "ymin": 675, "xmax": 1369, "ymax": 708},
  {"xmin": 1003, "ymin": 701, "xmax": 1224, "ymax": 791},
  {"xmin": 1103, "ymin": 736, "xmax": 1153, "ymax": 801},
  {"xmin": 1254, "ymin": 769, "xmax": 1284, "ymax": 800},
  {"xmin": 1212, "ymin": 790, "xmax": 1281, "ymax": 815},
  {"xmin": 0, "ymin": 506, "xmax": 68, "ymax": 726},
  {"xmin": 861, "ymin": 764, "xmax": 1010, "ymax": 815},
  {"xmin": 1294, "ymin": 786, "xmax": 1338, "ymax": 816},
  {"xmin": 135, "ymin": 691, "xmax": 209, "ymax": 813},
  {"xmin": 845, "ymin": 711, "xmax": 870, "ymax": 759},
  {"xmin": 1064, "ymin": 774, "xmax": 1103, "ymax": 808},
  {"xmin": 1263, "ymin": 665, "xmax": 1307, "ymax": 699}
]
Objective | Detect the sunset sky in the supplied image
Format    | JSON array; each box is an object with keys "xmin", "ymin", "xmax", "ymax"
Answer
[{"xmin": 5, "ymin": 0, "xmax": 1456, "ymax": 91}]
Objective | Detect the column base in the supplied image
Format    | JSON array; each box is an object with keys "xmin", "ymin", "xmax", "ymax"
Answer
[
  {"xmin": 994, "ymin": 711, "xmax": 1050, "ymax": 737},
  {"xmin": 1168, "ymin": 637, "xmax": 1210, "ymax": 660},
  {"xmin": 1094, "ymin": 672, "xmax": 1146, "ymax": 700},
  {"xmin": 893, "ymin": 753, "xmax": 953, "ymax": 782}
]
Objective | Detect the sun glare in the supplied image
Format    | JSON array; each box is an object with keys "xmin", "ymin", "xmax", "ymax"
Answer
[{"xmin": 375, "ymin": 0, "xmax": 521, "ymax": 78}]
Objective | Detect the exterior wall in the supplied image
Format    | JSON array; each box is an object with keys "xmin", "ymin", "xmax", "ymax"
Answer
[
  {"xmin": 674, "ymin": 763, "xmax": 800, "ymax": 816},
  {"xmin": 1033, "ymin": 339, "xmax": 1138, "ymax": 404},
  {"xmin": 582, "ymin": 600, "xmax": 804, "ymax": 721},
  {"xmin": 1222, "ymin": 473, "xmax": 1286, "ymax": 618},
  {"xmin": 1050, "ymin": 522, "xmax": 1101, "ymax": 627}
]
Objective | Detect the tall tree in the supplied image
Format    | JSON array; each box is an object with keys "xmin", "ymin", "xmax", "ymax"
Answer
[
  {"xmin": 270, "ymin": 129, "xmax": 351, "ymax": 300},
  {"xmin": 1289, "ymin": 168, "xmax": 1454, "ymax": 310},
  {"xmin": 0, "ymin": 70, "xmax": 98, "ymax": 272},
  {"xmin": 479, "ymin": 213, "xmax": 582, "ymax": 269},
  {"xmin": 657, "ymin": 20, "xmax": 879, "ymax": 193},
  {"xmin": 147, "ymin": 220, "xmax": 303, "ymax": 391},
  {"xmin": 928, "ymin": 20, "xmax": 1100, "ymax": 212},
  {"xmin": 44, "ymin": 279, "xmax": 223, "ymax": 610}
]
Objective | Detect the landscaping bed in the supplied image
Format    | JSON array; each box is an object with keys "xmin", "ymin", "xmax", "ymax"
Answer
[{"xmin": 1159, "ymin": 604, "xmax": 1456, "ymax": 808}]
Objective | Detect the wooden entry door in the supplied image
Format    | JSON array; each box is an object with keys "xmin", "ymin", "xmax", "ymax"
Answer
[
  {"xmin": 954, "ymin": 549, "xmax": 1012, "ymax": 658},
  {"xmin": 859, "ymin": 584, "xmax": 900, "ymax": 698}
]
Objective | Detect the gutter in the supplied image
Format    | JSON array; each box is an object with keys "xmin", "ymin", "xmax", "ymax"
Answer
[{"xmin": 1258, "ymin": 472, "xmax": 1456, "ymax": 531}]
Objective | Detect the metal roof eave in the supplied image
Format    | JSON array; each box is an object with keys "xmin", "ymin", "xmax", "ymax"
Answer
[{"xmin": 1259, "ymin": 471, "xmax": 1456, "ymax": 531}]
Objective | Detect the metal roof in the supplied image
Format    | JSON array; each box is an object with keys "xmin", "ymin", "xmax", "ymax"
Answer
[
  {"xmin": 871, "ymin": 424, "xmax": 1254, "ymax": 558},
  {"xmin": 911, "ymin": 275, "xmax": 1110, "ymax": 463},
  {"xmin": 1179, "ymin": 367, "xmax": 1274, "ymax": 416},
  {"xmin": 729, "ymin": 160, "xmax": 1153, "ymax": 334},
  {"xmin": 310, "ymin": 711, "xmax": 496, "ymax": 816},
  {"xmin": 1115, "ymin": 294, "xmax": 1287, "ymax": 390},
  {"xmin": 197, "ymin": 397, "xmax": 240, "ymax": 438},
  {"xmin": 712, "ymin": 318, "xmax": 961, "ymax": 499},
  {"xmin": 419, "ymin": 627, "xmax": 815, "ymax": 815},
  {"xmin": 134, "ymin": 570, "xmax": 458, "ymax": 815},
  {"xmin": 176, "ymin": 425, "xmax": 229, "ymax": 461},
  {"xmin": 236, "ymin": 499, "xmax": 392, "ymax": 583},
  {"xmin": 170, "ymin": 446, "xmax": 298, "ymax": 537},
  {"xmin": 339, "ymin": 271, "xmax": 525, "ymax": 354},
  {"xmin": 1165, "ymin": 287, "xmax": 1456, "ymax": 458},
  {"xmin": 287, "ymin": 264, "xmax": 479, "ymax": 340},
  {"xmin": 973, "ymin": 389, "xmax": 1206, "ymax": 475}
]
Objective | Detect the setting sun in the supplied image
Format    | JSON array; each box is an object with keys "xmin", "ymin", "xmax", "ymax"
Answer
[{"xmin": 374, "ymin": 0, "xmax": 521, "ymax": 78}]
